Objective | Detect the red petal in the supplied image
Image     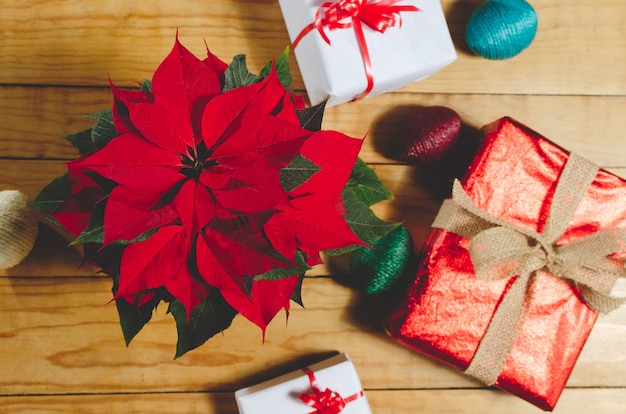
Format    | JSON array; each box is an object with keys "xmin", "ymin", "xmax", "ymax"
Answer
[
  {"xmin": 254, "ymin": 68, "xmax": 290, "ymax": 115},
  {"xmin": 110, "ymin": 82, "xmax": 153, "ymax": 135},
  {"xmin": 201, "ymin": 80, "xmax": 268, "ymax": 150},
  {"xmin": 203, "ymin": 47, "xmax": 228, "ymax": 75},
  {"xmin": 119, "ymin": 291, "xmax": 156, "ymax": 308},
  {"xmin": 197, "ymin": 226, "xmax": 292, "ymax": 288},
  {"xmin": 50, "ymin": 188, "xmax": 103, "ymax": 235},
  {"xmin": 49, "ymin": 212, "xmax": 91, "ymax": 236},
  {"xmin": 116, "ymin": 226, "xmax": 184, "ymax": 295},
  {"xmin": 299, "ymin": 245, "xmax": 324, "ymax": 267},
  {"xmin": 197, "ymin": 232, "xmax": 298, "ymax": 331},
  {"xmin": 201, "ymin": 68, "xmax": 287, "ymax": 151},
  {"xmin": 212, "ymin": 157, "xmax": 288, "ymax": 213},
  {"xmin": 273, "ymin": 90, "xmax": 301, "ymax": 126},
  {"xmin": 121, "ymin": 104, "xmax": 194, "ymax": 154},
  {"xmin": 120, "ymin": 38, "xmax": 222, "ymax": 153},
  {"xmin": 220, "ymin": 275, "xmax": 298, "ymax": 331},
  {"xmin": 165, "ymin": 273, "xmax": 212, "ymax": 319},
  {"xmin": 265, "ymin": 194, "xmax": 365, "ymax": 256},
  {"xmin": 103, "ymin": 186, "xmax": 178, "ymax": 245},
  {"xmin": 290, "ymin": 130, "xmax": 363, "ymax": 199},
  {"xmin": 262, "ymin": 215, "xmax": 298, "ymax": 262},
  {"xmin": 213, "ymin": 112, "xmax": 308, "ymax": 169},
  {"xmin": 199, "ymin": 167, "xmax": 233, "ymax": 191},
  {"xmin": 116, "ymin": 226, "xmax": 210, "ymax": 315},
  {"xmin": 75, "ymin": 133, "xmax": 184, "ymax": 197},
  {"xmin": 292, "ymin": 93, "xmax": 306, "ymax": 110},
  {"xmin": 66, "ymin": 158, "xmax": 101, "ymax": 195},
  {"xmin": 175, "ymin": 179, "xmax": 215, "ymax": 239},
  {"xmin": 195, "ymin": 233, "xmax": 241, "ymax": 291}
]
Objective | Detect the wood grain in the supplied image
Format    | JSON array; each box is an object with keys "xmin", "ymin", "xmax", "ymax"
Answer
[
  {"xmin": 1, "ymin": 389, "xmax": 626, "ymax": 414},
  {"xmin": 1, "ymin": 277, "xmax": 625, "ymax": 395},
  {"xmin": 0, "ymin": 1, "xmax": 623, "ymax": 95},
  {"xmin": 2, "ymin": 85, "xmax": 626, "ymax": 167},
  {"xmin": 2, "ymin": 161, "xmax": 626, "ymax": 277},
  {"xmin": 1, "ymin": 0, "xmax": 625, "ymax": 412}
]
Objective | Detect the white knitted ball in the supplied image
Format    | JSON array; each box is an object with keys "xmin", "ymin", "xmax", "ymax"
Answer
[{"xmin": 0, "ymin": 190, "xmax": 39, "ymax": 269}]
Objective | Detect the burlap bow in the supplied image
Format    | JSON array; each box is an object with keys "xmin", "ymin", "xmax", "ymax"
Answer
[{"xmin": 432, "ymin": 152, "xmax": 626, "ymax": 385}]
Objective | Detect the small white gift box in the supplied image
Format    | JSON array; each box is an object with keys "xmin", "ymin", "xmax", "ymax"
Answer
[
  {"xmin": 278, "ymin": 0, "xmax": 456, "ymax": 107},
  {"xmin": 235, "ymin": 352, "xmax": 372, "ymax": 413}
]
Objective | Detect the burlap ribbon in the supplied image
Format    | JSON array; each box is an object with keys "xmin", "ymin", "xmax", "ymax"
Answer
[{"xmin": 432, "ymin": 152, "xmax": 626, "ymax": 385}]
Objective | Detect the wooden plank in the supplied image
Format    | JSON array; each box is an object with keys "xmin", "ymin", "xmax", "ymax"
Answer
[
  {"xmin": 2, "ymin": 85, "xmax": 626, "ymax": 167},
  {"xmin": 1, "ymin": 388, "xmax": 625, "ymax": 414},
  {"xmin": 1, "ymin": 277, "xmax": 625, "ymax": 395},
  {"xmin": 0, "ymin": 1, "xmax": 623, "ymax": 96},
  {"xmin": 0, "ymin": 161, "xmax": 437, "ymax": 277},
  {"xmin": 0, "ymin": 86, "xmax": 111, "ymax": 160},
  {"xmin": 328, "ymin": 93, "xmax": 626, "ymax": 167},
  {"xmin": 0, "ymin": 393, "xmax": 238, "ymax": 414},
  {"xmin": 2, "ymin": 161, "xmax": 626, "ymax": 277},
  {"xmin": 0, "ymin": 160, "xmax": 66, "ymax": 199},
  {"xmin": 0, "ymin": 0, "xmax": 623, "ymax": 412}
]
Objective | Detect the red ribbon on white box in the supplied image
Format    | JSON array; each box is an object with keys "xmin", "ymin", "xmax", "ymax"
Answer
[
  {"xmin": 299, "ymin": 366, "xmax": 364, "ymax": 413},
  {"xmin": 292, "ymin": 0, "xmax": 420, "ymax": 101}
]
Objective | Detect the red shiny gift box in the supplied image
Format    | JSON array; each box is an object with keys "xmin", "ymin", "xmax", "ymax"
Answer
[{"xmin": 387, "ymin": 117, "xmax": 626, "ymax": 411}]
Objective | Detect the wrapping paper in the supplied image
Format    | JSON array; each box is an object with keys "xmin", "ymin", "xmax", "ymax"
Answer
[
  {"xmin": 235, "ymin": 352, "xmax": 371, "ymax": 413},
  {"xmin": 277, "ymin": 0, "xmax": 456, "ymax": 107},
  {"xmin": 387, "ymin": 117, "xmax": 626, "ymax": 411}
]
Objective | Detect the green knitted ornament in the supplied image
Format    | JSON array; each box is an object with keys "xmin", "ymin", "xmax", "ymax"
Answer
[{"xmin": 349, "ymin": 225, "xmax": 413, "ymax": 294}]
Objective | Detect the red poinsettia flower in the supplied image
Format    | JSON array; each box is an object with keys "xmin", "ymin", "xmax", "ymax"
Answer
[{"xmin": 66, "ymin": 39, "xmax": 364, "ymax": 330}]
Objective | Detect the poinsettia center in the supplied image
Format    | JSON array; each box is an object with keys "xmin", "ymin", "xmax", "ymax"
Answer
[{"xmin": 180, "ymin": 144, "xmax": 217, "ymax": 179}]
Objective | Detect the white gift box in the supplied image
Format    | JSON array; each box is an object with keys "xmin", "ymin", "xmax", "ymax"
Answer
[
  {"xmin": 235, "ymin": 352, "xmax": 372, "ymax": 413},
  {"xmin": 278, "ymin": 0, "xmax": 457, "ymax": 107}
]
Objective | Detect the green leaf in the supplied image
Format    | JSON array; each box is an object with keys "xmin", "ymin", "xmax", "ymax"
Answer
[
  {"xmin": 115, "ymin": 292, "xmax": 163, "ymax": 346},
  {"xmin": 224, "ymin": 48, "xmax": 293, "ymax": 93},
  {"xmin": 110, "ymin": 261, "xmax": 165, "ymax": 346},
  {"xmin": 341, "ymin": 186, "xmax": 399, "ymax": 248},
  {"xmin": 30, "ymin": 174, "xmax": 72, "ymax": 216},
  {"xmin": 168, "ymin": 289, "xmax": 238, "ymax": 358},
  {"xmin": 280, "ymin": 154, "xmax": 321, "ymax": 192},
  {"xmin": 140, "ymin": 79, "xmax": 152, "ymax": 93},
  {"xmin": 72, "ymin": 197, "xmax": 106, "ymax": 244},
  {"xmin": 86, "ymin": 110, "xmax": 117, "ymax": 149},
  {"xmin": 259, "ymin": 47, "xmax": 292, "ymax": 91},
  {"xmin": 124, "ymin": 228, "xmax": 158, "ymax": 244},
  {"xmin": 63, "ymin": 128, "xmax": 96, "ymax": 155},
  {"xmin": 223, "ymin": 54, "xmax": 261, "ymax": 92},
  {"xmin": 346, "ymin": 158, "xmax": 393, "ymax": 206},
  {"xmin": 290, "ymin": 274, "xmax": 305, "ymax": 307},
  {"xmin": 325, "ymin": 158, "xmax": 398, "ymax": 256},
  {"xmin": 252, "ymin": 251, "xmax": 310, "ymax": 282},
  {"xmin": 296, "ymin": 100, "xmax": 327, "ymax": 132},
  {"xmin": 324, "ymin": 157, "xmax": 396, "ymax": 255}
]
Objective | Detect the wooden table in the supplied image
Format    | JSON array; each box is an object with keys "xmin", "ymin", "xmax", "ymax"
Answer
[{"xmin": 1, "ymin": 1, "xmax": 625, "ymax": 413}]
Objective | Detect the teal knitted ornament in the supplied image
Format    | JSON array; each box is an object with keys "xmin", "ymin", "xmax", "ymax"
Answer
[
  {"xmin": 466, "ymin": 0, "xmax": 538, "ymax": 60},
  {"xmin": 349, "ymin": 225, "xmax": 413, "ymax": 294}
]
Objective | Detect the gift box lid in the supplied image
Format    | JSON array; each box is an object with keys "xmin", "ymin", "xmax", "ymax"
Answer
[{"xmin": 278, "ymin": 0, "xmax": 456, "ymax": 107}]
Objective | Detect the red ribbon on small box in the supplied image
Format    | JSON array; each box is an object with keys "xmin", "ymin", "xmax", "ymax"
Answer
[
  {"xmin": 292, "ymin": 0, "xmax": 420, "ymax": 101},
  {"xmin": 299, "ymin": 366, "xmax": 364, "ymax": 414}
]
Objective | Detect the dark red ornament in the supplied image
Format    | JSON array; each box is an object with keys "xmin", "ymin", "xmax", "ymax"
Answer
[{"xmin": 393, "ymin": 106, "xmax": 462, "ymax": 164}]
